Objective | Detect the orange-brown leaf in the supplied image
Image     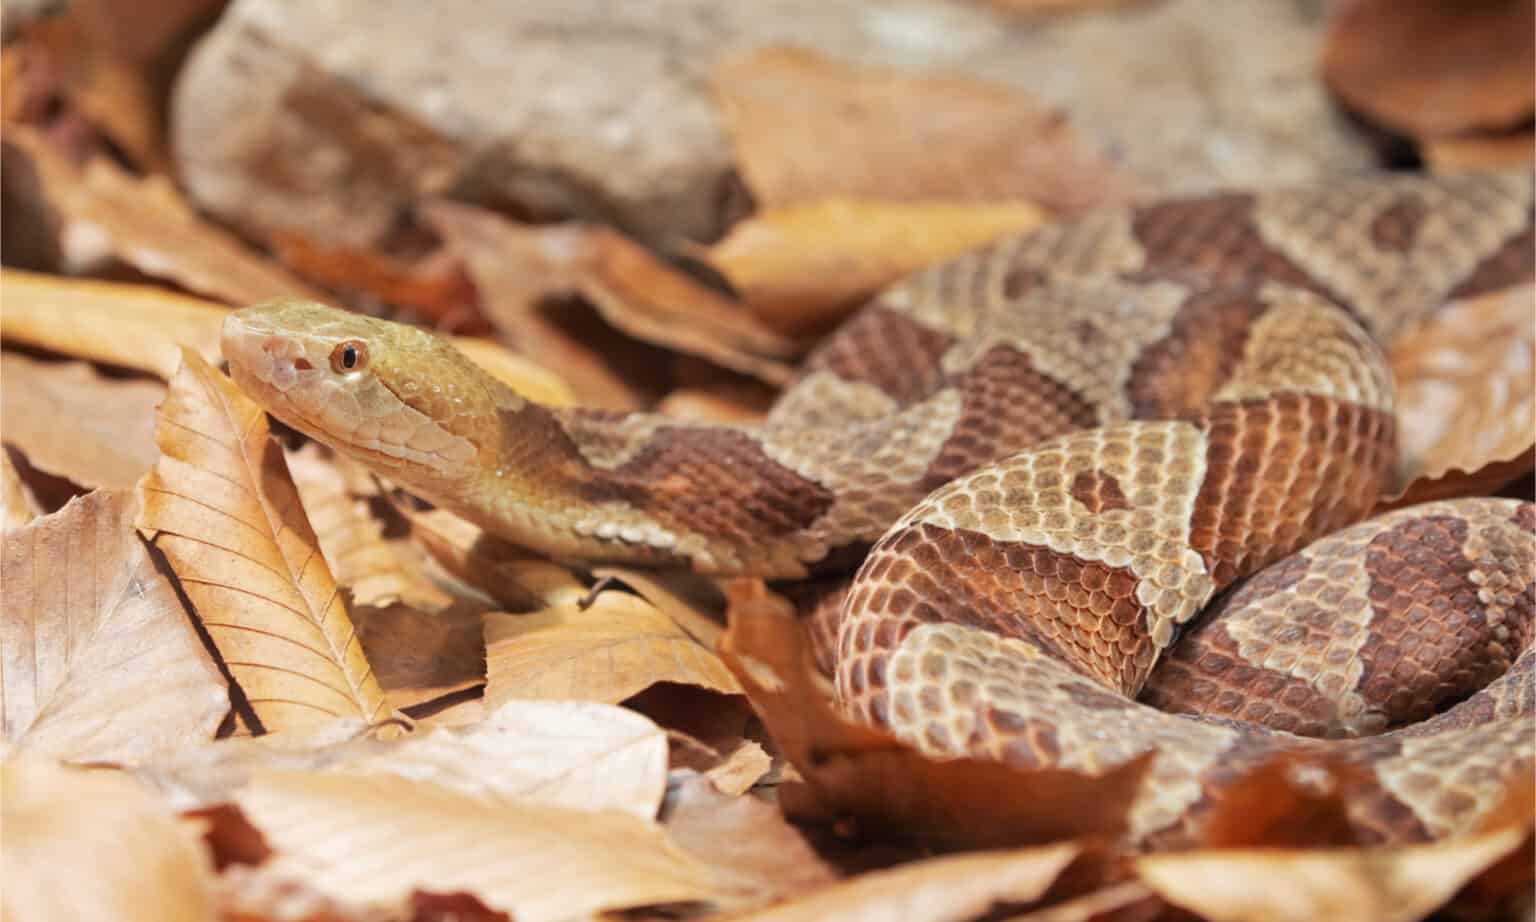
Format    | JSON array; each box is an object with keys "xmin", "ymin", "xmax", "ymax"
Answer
[{"xmin": 136, "ymin": 349, "xmax": 390, "ymax": 732}]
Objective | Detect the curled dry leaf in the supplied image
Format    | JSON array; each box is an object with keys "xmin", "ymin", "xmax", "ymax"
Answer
[
  {"xmin": 1422, "ymin": 131, "xmax": 1536, "ymax": 172},
  {"xmin": 0, "ymin": 269, "xmax": 226, "ymax": 378},
  {"xmin": 662, "ymin": 771, "xmax": 839, "ymax": 905},
  {"xmin": 706, "ymin": 198, "xmax": 1047, "ymax": 338},
  {"xmin": 228, "ymin": 769, "xmax": 718, "ymax": 922},
  {"xmin": 269, "ymin": 232, "xmax": 484, "ymax": 331},
  {"xmin": 0, "ymin": 352, "xmax": 164, "ymax": 490},
  {"xmin": 1385, "ymin": 282, "xmax": 1535, "ymax": 503},
  {"xmin": 353, "ymin": 602, "xmax": 486, "ymax": 714},
  {"xmin": 998, "ymin": 880, "xmax": 1161, "ymax": 922},
  {"xmin": 0, "ymin": 489, "xmax": 227, "ymax": 763},
  {"xmin": 6, "ymin": 125, "xmax": 326, "ymax": 304},
  {"xmin": 136, "ymin": 349, "xmax": 389, "ymax": 732},
  {"xmin": 2, "ymin": 757, "xmax": 216, "ymax": 922},
  {"xmin": 712, "ymin": 47, "xmax": 1143, "ymax": 215},
  {"xmin": 719, "ymin": 580, "xmax": 1147, "ymax": 851},
  {"xmin": 1322, "ymin": 0, "xmax": 1534, "ymax": 140},
  {"xmin": 728, "ymin": 841, "xmax": 1083, "ymax": 922},
  {"xmin": 1134, "ymin": 821, "xmax": 1531, "ymax": 922},
  {"xmin": 485, "ymin": 584, "xmax": 743, "ymax": 708},
  {"xmin": 404, "ymin": 506, "xmax": 580, "ymax": 611}
]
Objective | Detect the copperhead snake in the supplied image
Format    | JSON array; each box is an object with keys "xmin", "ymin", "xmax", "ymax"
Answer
[{"xmin": 222, "ymin": 170, "xmax": 1535, "ymax": 846}]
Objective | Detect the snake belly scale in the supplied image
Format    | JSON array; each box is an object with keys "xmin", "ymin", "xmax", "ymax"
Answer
[{"xmin": 222, "ymin": 170, "xmax": 1535, "ymax": 845}]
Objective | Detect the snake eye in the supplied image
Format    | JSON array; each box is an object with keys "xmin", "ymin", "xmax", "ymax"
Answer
[{"xmin": 330, "ymin": 340, "xmax": 368, "ymax": 373}]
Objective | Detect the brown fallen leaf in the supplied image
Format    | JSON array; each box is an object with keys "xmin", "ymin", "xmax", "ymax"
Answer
[
  {"xmin": 6, "ymin": 125, "xmax": 327, "ymax": 305},
  {"xmin": 225, "ymin": 769, "xmax": 718, "ymax": 922},
  {"xmin": 705, "ymin": 198, "xmax": 1046, "ymax": 337},
  {"xmin": 2, "ymin": 756, "xmax": 216, "ymax": 922},
  {"xmin": 404, "ymin": 506, "xmax": 580, "ymax": 612},
  {"xmin": 286, "ymin": 444, "xmax": 456, "ymax": 614},
  {"xmin": 1, "ymin": 449, "xmax": 43, "ymax": 529},
  {"xmin": 1134, "ymin": 820, "xmax": 1531, "ymax": 922},
  {"xmin": 727, "ymin": 841, "xmax": 1084, "ymax": 922},
  {"xmin": 145, "ymin": 699, "xmax": 669, "ymax": 820},
  {"xmin": 662, "ymin": 771, "xmax": 839, "ymax": 905},
  {"xmin": 719, "ymin": 580, "xmax": 1147, "ymax": 852},
  {"xmin": 424, "ymin": 200, "xmax": 683, "ymax": 408},
  {"xmin": 485, "ymin": 584, "xmax": 744, "ymax": 708},
  {"xmin": 592, "ymin": 566, "xmax": 730, "ymax": 649},
  {"xmin": 1385, "ymin": 282, "xmax": 1535, "ymax": 503},
  {"xmin": 269, "ymin": 232, "xmax": 486, "ymax": 332},
  {"xmin": 1, "ymin": 489, "xmax": 228, "ymax": 762},
  {"xmin": 1422, "ymin": 130, "xmax": 1536, "ymax": 172},
  {"xmin": 0, "ymin": 269, "xmax": 577, "ymax": 402},
  {"xmin": 353, "ymin": 602, "xmax": 486, "ymax": 714},
  {"xmin": 1323, "ymin": 0, "xmax": 1534, "ymax": 140},
  {"xmin": 712, "ymin": 47, "xmax": 1143, "ymax": 216},
  {"xmin": 0, "ymin": 268, "xmax": 226, "ymax": 377},
  {"xmin": 999, "ymin": 880, "xmax": 1161, "ymax": 922},
  {"xmin": 0, "ymin": 352, "xmax": 164, "ymax": 490},
  {"xmin": 136, "ymin": 349, "xmax": 390, "ymax": 733}
]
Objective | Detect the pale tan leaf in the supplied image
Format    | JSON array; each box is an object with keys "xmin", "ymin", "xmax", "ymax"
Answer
[
  {"xmin": 485, "ymin": 587, "xmax": 743, "ymax": 707},
  {"xmin": 998, "ymin": 881, "xmax": 1160, "ymax": 922},
  {"xmin": 6, "ymin": 125, "xmax": 325, "ymax": 304},
  {"xmin": 1135, "ymin": 823, "xmax": 1530, "ymax": 922},
  {"xmin": 729, "ymin": 842, "xmax": 1082, "ymax": 922},
  {"xmin": 143, "ymin": 699, "xmax": 666, "ymax": 818},
  {"xmin": 1387, "ymin": 282, "xmax": 1535, "ymax": 501},
  {"xmin": 1, "ymin": 449, "xmax": 41, "ymax": 529},
  {"xmin": 703, "ymin": 737, "xmax": 774, "ymax": 796},
  {"xmin": 406, "ymin": 506, "xmax": 589, "ymax": 611},
  {"xmin": 0, "ymin": 268, "xmax": 227, "ymax": 378},
  {"xmin": 231, "ymin": 769, "xmax": 718, "ymax": 922},
  {"xmin": 0, "ymin": 352, "xmax": 164, "ymax": 490},
  {"xmin": 712, "ymin": 47, "xmax": 1143, "ymax": 215},
  {"xmin": 0, "ymin": 490, "xmax": 227, "ymax": 762},
  {"xmin": 287, "ymin": 444, "xmax": 455, "ymax": 613},
  {"xmin": 706, "ymin": 198, "xmax": 1047, "ymax": 337},
  {"xmin": 592, "ymin": 566, "xmax": 729, "ymax": 649},
  {"xmin": 136, "ymin": 349, "xmax": 389, "ymax": 732},
  {"xmin": 662, "ymin": 772, "xmax": 838, "ymax": 905},
  {"xmin": 2, "ymin": 757, "xmax": 215, "ymax": 922},
  {"xmin": 213, "ymin": 862, "xmax": 393, "ymax": 922},
  {"xmin": 1424, "ymin": 131, "xmax": 1536, "ymax": 172}
]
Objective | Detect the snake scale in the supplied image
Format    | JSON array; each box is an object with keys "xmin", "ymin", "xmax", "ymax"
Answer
[{"xmin": 223, "ymin": 170, "xmax": 1535, "ymax": 846}]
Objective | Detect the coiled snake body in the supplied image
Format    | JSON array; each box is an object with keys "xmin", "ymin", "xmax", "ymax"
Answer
[{"xmin": 224, "ymin": 171, "xmax": 1535, "ymax": 845}]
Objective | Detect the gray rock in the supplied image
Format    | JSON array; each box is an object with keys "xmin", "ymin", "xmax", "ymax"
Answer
[{"xmin": 171, "ymin": 0, "xmax": 1374, "ymax": 247}]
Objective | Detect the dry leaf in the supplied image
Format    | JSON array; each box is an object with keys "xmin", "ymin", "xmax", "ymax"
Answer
[
  {"xmin": 352, "ymin": 602, "xmax": 486, "ymax": 713},
  {"xmin": 6, "ymin": 125, "xmax": 326, "ymax": 304},
  {"xmin": 1423, "ymin": 130, "xmax": 1536, "ymax": 171},
  {"xmin": 579, "ymin": 227, "xmax": 798, "ymax": 386},
  {"xmin": 287, "ymin": 444, "xmax": 456, "ymax": 613},
  {"xmin": 1, "ymin": 489, "xmax": 227, "ymax": 762},
  {"xmin": 706, "ymin": 198, "xmax": 1046, "ymax": 337},
  {"xmin": 228, "ymin": 769, "xmax": 718, "ymax": 922},
  {"xmin": 702, "ymin": 737, "xmax": 775, "ymax": 796},
  {"xmin": 728, "ymin": 842, "xmax": 1083, "ymax": 922},
  {"xmin": 712, "ymin": 47, "xmax": 1142, "ymax": 215},
  {"xmin": 1135, "ymin": 822, "xmax": 1530, "ymax": 922},
  {"xmin": 663, "ymin": 772, "xmax": 839, "ymax": 905},
  {"xmin": 720, "ymin": 580, "xmax": 1147, "ymax": 851},
  {"xmin": 656, "ymin": 386, "xmax": 775, "ymax": 424},
  {"xmin": 485, "ymin": 585, "xmax": 743, "ymax": 707},
  {"xmin": 1386, "ymin": 282, "xmax": 1535, "ymax": 502},
  {"xmin": 270, "ymin": 232, "xmax": 484, "ymax": 331},
  {"xmin": 405, "ymin": 506, "xmax": 582, "ymax": 611},
  {"xmin": 592, "ymin": 566, "xmax": 729, "ymax": 649},
  {"xmin": 1323, "ymin": 0, "xmax": 1534, "ymax": 140},
  {"xmin": 0, "ymin": 268, "xmax": 227, "ymax": 377},
  {"xmin": 0, "ymin": 352, "xmax": 164, "ymax": 490},
  {"xmin": 445, "ymin": 334, "xmax": 578, "ymax": 407},
  {"xmin": 145, "ymin": 699, "xmax": 669, "ymax": 822},
  {"xmin": 1000, "ymin": 881, "xmax": 1161, "ymax": 922},
  {"xmin": 424, "ymin": 200, "xmax": 672, "ymax": 409},
  {"xmin": 136, "ymin": 349, "xmax": 389, "ymax": 732},
  {"xmin": 1, "ymin": 450, "xmax": 42, "ymax": 529},
  {"xmin": 2, "ymin": 757, "xmax": 216, "ymax": 922}
]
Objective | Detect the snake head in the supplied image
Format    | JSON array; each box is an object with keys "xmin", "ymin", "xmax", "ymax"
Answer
[{"xmin": 221, "ymin": 299, "xmax": 506, "ymax": 480}]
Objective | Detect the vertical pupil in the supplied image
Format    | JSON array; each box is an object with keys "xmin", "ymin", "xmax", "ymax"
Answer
[{"xmin": 342, "ymin": 346, "xmax": 356, "ymax": 368}]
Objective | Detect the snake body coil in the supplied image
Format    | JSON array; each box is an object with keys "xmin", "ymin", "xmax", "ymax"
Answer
[{"xmin": 224, "ymin": 171, "xmax": 1535, "ymax": 845}]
